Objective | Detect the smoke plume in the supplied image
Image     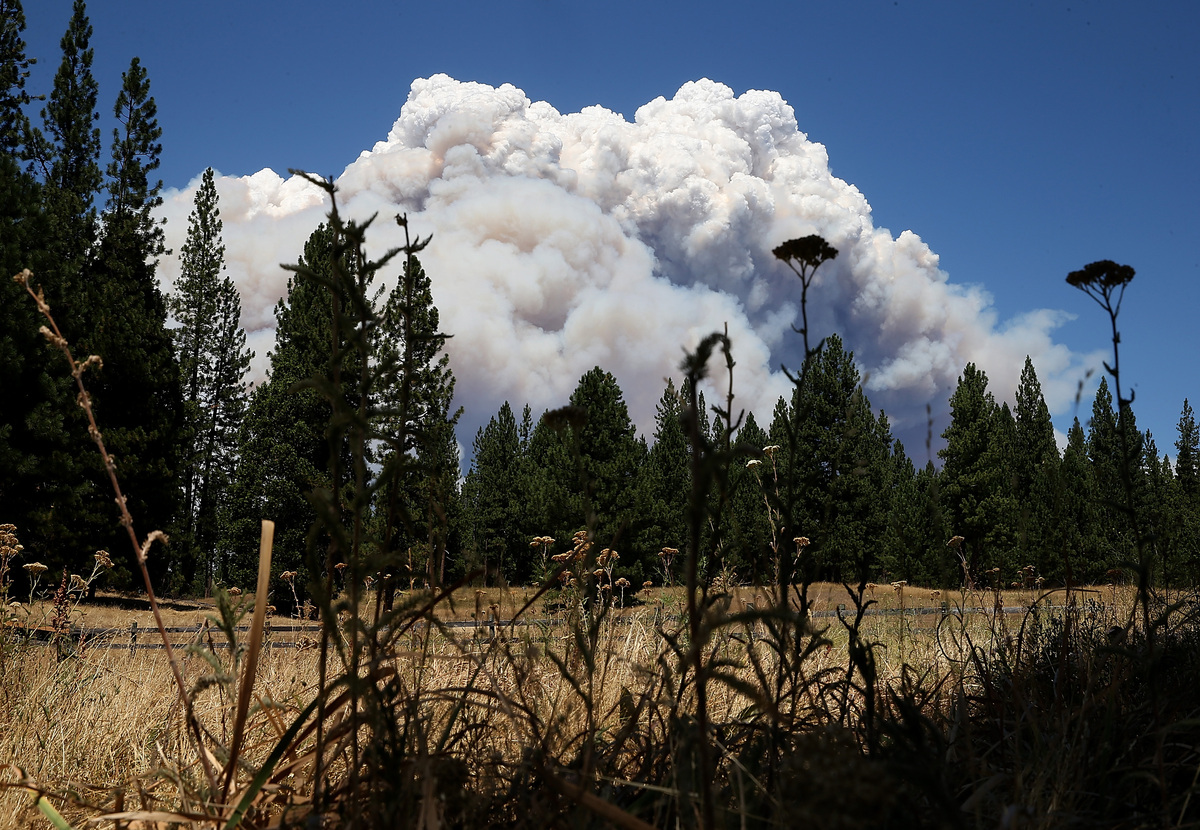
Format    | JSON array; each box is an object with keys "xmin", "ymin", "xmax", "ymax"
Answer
[{"xmin": 156, "ymin": 75, "xmax": 1100, "ymax": 456}]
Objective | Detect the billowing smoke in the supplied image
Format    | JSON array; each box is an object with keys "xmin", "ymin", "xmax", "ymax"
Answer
[{"xmin": 156, "ymin": 75, "xmax": 1101, "ymax": 457}]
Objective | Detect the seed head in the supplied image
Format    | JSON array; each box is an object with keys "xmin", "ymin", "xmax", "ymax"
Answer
[{"xmin": 1066, "ymin": 260, "xmax": 1135, "ymax": 290}]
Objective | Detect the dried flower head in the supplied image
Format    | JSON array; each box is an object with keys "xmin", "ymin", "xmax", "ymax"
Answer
[
  {"xmin": 139, "ymin": 530, "xmax": 169, "ymax": 561},
  {"xmin": 23, "ymin": 562, "xmax": 48, "ymax": 575},
  {"xmin": 228, "ymin": 587, "xmax": 242, "ymax": 595},
  {"xmin": 772, "ymin": 235, "xmax": 838, "ymax": 270},
  {"xmin": 93, "ymin": 550, "xmax": 113, "ymax": 569},
  {"xmin": 947, "ymin": 536, "xmax": 965, "ymax": 549},
  {"xmin": 1066, "ymin": 260, "xmax": 1135, "ymax": 291}
]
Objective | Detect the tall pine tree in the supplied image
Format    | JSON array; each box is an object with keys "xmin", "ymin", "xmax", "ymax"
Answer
[
  {"xmin": 939, "ymin": 364, "xmax": 1008, "ymax": 585},
  {"xmin": 461, "ymin": 402, "xmax": 525, "ymax": 584},
  {"xmin": 170, "ymin": 167, "xmax": 252, "ymax": 592},
  {"xmin": 1086, "ymin": 377, "xmax": 1142, "ymax": 580},
  {"xmin": 568, "ymin": 368, "xmax": 646, "ymax": 557},
  {"xmin": 1012, "ymin": 356, "xmax": 1061, "ymax": 576},
  {"xmin": 28, "ymin": 0, "xmax": 100, "ymax": 320},
  {"xmin": 77, "ymin": 55, "xmax": 181, "ymax": 586},
  {"xmin": 223, "ymin": 226, "xmax": 337, "ymax": 593},
  {"xmin": 375, "ymin": 246, "xmax": 462, "ymax": 589},
  {"xmin": 0, "ymin": 0, "xmax": 79, "ymax": 583},
  {"xmin": 1172, "ymin": 400, "xmax": 1200, "ymax": 583}
]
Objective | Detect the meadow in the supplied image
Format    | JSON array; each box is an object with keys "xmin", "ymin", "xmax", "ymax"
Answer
[{"xmin": 4, "ymin": 575, "xmax": 1198, "ymax": 829}]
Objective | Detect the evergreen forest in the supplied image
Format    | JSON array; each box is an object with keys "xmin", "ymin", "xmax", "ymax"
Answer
[{"xmin": 3, "ymin": 1, "xmax": 1199, "ymax": 608}]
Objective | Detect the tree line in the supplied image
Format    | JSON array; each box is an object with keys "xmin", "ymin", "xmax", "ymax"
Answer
[
  {"xmin": 3, "ymin": 2, "xmax": 1198, "ymax": 603},
  {"xmin": 459, "ymin": 345, "xmax": 1200, "ymax": 592}
]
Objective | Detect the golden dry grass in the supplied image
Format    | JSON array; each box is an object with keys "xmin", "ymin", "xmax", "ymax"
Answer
[
  {"xmin": 0, "ymin": 581, "xmax": 1140, "ymax": 829},
  {"xmin": 0, "ymin": 644, "xmax": 321, "ymax": 828}
]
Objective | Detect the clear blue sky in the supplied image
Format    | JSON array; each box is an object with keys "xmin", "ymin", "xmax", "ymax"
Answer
[{"xmin": 21, "ymin": 0, "xmax": 1200, "ymax": 457}]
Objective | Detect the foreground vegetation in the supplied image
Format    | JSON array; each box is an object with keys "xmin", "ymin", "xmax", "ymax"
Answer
[{"xmin": 3, "ymin": 579, "xmax": 1199, "ymax": 828}]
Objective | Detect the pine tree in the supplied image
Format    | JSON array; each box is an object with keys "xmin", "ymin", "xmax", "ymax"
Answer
[
  {"xmin": 568, "ymin": 368, "xmax": 646, "ymax": 561},
  {"xmin": 1086, "ymin": 377, "xmax": 1142, "ymax": 579},
  {"xmin": 1175, "ymin": 400, "xmax": 1199, "ymax": 502},
  {"xmin": 169, "ymin": 168, "xmax": 251, "ymax": 592},
  {"xmin": 782, "ymin": 335, "xmax": 891, "ymax": 582},
  {"xmin": 461, "ymin": 402, "xmax": 523, "ymax": 584},
  {"xmin": 74, "ymin": 55, "xmax": 181, "ymax": 586},
  {"xmin": 524, "ymin": 408, "xmax": 583, "ymax": 551},
  {"xmin": 0, "ymin": 0, "xmax": 80, "ymax": 583},
  {"xmin": 1139, "ymin": 432, "xmax": 1175, "ymax": 588},
  {"xmin": 980, "ymin": 401, "xmax": 1020, "ymax": 581},
  {"xmin": 0, "ymin": 0, "xmax": 34, "ymax": 155},
  {"xmin": 375, "ymin": 247, "xmax": 462, "ymax": 589},
  {"xmin": 223, "ymin": 226, "xmax": 337, "ymax": 594},
  {"xmin": 635, "ymin": 378, "xmax": 689, "ymax": 574},
  {"xmin": 880, "ymin": 442, "xmax": 933, "ymax": 584},
  {"xmin": 939, "ymin": 364, "xmax": 1006, "ymax": 586},
  {"xmin": 28, "ymin": 0, "xmax": 101, "ymax": 320},
  {"xmin": 1172, "ymin": 400, "xmax": 1200, "ymax": 583},
  {"xmin": 726, "ymin": 411, "xmax": 772, "ymax": 582},
  {"xmin": 1013, "ymin": 357, "xmax": 1060, "ymax": 575},
  {"xmin": 3, "ymin": 0, "xmax": 102, "ymax": 579},
  {"xmin": 1057, "ymin": 418, "xmax": 1097, "ymax": 586}
]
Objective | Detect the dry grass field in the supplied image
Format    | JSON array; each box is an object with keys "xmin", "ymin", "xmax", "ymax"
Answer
[{"xmin": 0, "ymin": 580, "xmax": 1153, "ymax": 828}]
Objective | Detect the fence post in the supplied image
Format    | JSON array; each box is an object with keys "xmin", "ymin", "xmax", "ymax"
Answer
[{"xmin": 129, "ymin": 620, "xmax": 137, "ymax": 655}]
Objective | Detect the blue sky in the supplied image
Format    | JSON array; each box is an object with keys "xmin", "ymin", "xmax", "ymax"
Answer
[{"xmin": 21, "ymin": 0, "xmax": 1200, "ymax": 459}]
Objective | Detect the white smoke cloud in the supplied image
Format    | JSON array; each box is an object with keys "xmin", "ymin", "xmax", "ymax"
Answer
[{"xmin": 156, "ymin": 75, "xmax": 1101, "ymax": 455}]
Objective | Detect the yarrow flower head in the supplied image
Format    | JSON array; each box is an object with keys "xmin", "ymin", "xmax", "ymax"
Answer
[{"xmin": 1066, "ymin": 260, "xmax": 1135, "ymax": 291}]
